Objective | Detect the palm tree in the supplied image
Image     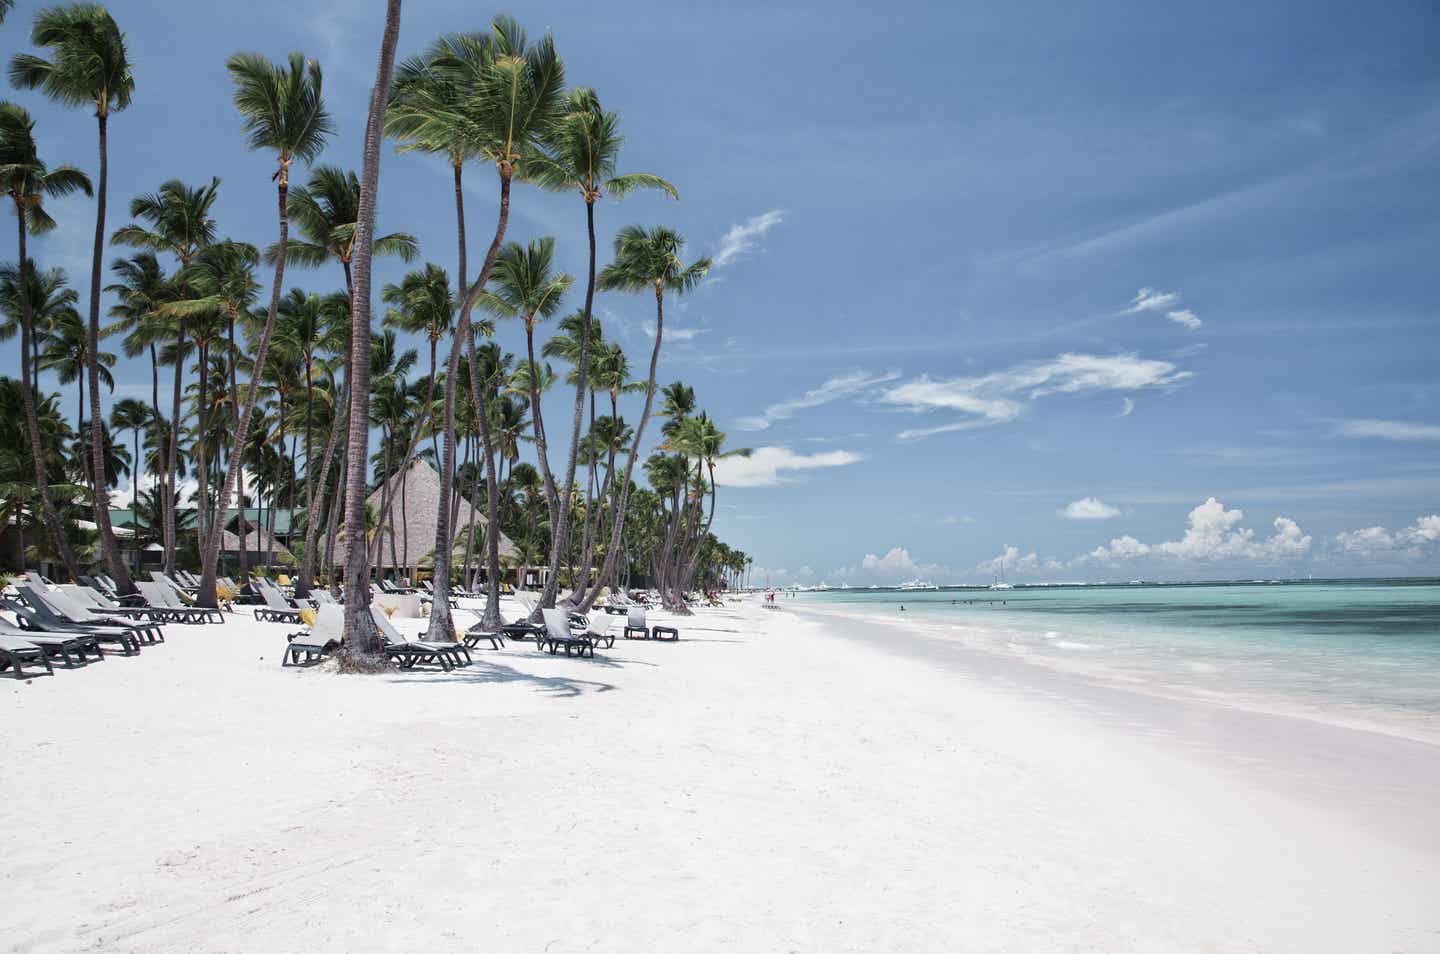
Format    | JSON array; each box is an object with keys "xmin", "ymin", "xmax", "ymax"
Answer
[
  {"xmin": 382, "ymin": 263, "xmax": 452, "ymax": 457},
  {"xmin": 110, "ymin": 177, "xmax": 220, "ymax": 572},
  {"xmin": 0, "ymin": 101, "xmax": 91, "ymax": 578},
  {"xmin": 11, "ymin": 2, "xmax": 136, "ymax": 590},
  {"xmin": 582, "ymin": 226, "xmax": 708, "ymax": 610},
  {"xmin": 106, "ymin": 252, "xmax": 174, "ymax": 543},
  {"xmin": 530, "ymin": 87, "xmax": 676, "ymax": 607},
  {"xmin": 478, "ymin": 238, "xmax": 572, "ymax": 578},
  {"xmin": 196, "ymin": 51, "xmax": 333, "ymax": 608},
  {"xmin": 163, "ymin": 239, "xmax": 259, "ymax": 545},
  {"xmin": 109, "ymin": 397, "xmax": 149, "ymax": 534},
  {"xmin": 389, "ymin": 17, "xmax": 564, "ymax": 640},
  {"xmin": 339, "ymin": 0, "xmax": 402, "ymax": 668},
  {"xmin": 37, "ymin": 301, "xmax": 114, "ymax": 432},
  {"xmin": 267, "ymin": 164, "xmax": 417, "ymax": 296},
  {"xmin": 279, "ymin": 289, "xmax": 346, "ymax": 598}
]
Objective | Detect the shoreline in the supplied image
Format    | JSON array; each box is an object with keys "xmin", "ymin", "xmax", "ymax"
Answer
[
  {"xmin": 5, "ymin": 598, "xmax": 1438, "ymax": 951},
  {"xmin": 793, "ymin": 596, "xmax": 1440, "ymax": 748},
  {"xmin": 790, "ymin": 601, "xmax": 1440, "ymax": 856}
]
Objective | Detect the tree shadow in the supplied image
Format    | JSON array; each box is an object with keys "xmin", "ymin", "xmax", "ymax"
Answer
[{"xmin": 383, "ymin": 657, "xmax": 619, "ymax": 698}]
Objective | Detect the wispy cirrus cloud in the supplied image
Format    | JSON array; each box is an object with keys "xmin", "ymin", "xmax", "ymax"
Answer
[
  {"xmin": 711, "ymin": 446, "xmax": 862, "ymax": 488},
  {"xmin": 736, "ymin": 369, "xmax": 899, "ymax": 431},
  {"xmin": 1332, "ymin": 419, "xmax": 1440, "ymax": 442},
  {"xmin": 1125, "ymin": 287, "xmax": 1181, "ymax": 313},
  {"xmin": 882, "ymin": 352, "xmax": 1192, "ymax": 440},
  {"xmin": 1125, "ymin": 287, "xmax": 1203, "ymax": 330},
  {"xmin": 712, "ymin": 209, "xmax": 785, "ymax": 267}
]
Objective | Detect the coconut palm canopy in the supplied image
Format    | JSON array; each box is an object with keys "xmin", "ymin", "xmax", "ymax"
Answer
[{"xmin": 0, "ymin": 3, "xmax": 760, "ymax": 631}]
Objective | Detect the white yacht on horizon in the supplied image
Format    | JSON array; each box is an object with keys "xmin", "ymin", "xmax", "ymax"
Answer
[{"xmin": 898, "ymin": 579, "xmax": 939, "ymax": 591}]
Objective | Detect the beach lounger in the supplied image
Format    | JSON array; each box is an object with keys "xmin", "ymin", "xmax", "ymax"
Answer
[
  {"xmin": 584, "ymin": 616, "xmax": 616, "ymax": 649},
  {"xmin": 454, "ymin": 610, "xmax": 505, "ymax": 651},
  {"xmin": 370, "ymin": 607, "xmax": 470, "ymax": 671},
  {"xmin": 153, "ymin": 572, "xmax": 231, "ymax": 614},
  {"xmin": 371, "ymin": 605, "xmax": 466, "ymax": 671},
  {"xmin": 0, "ymin": 633, "xmax": 54, "ymax": 678},
  {"xmin": 283, "ymin": 604, "xmax": 344, "ymax": 667},
  {"xmin": 1, "ymin": 619, "xmax": 101, "ymax": 669},
  {"xmin": 39, "ymin": 585, "xmax": 166, "ymax": 644},
  {"xmin": 253, "ymin": 579, "xmax": 304, "ymax": 624},
  {"xmin": 623, "ymin": 607, "xmax": 651, "ymax": 640},
  {"xmin": 63, "ymin": 583, "xmax": 166, "ymax": 622},
  {"xmin": 134, "ymin": 581, "xmax": 224, "ymax": 625},
  {"xmin": 3, "ymin": 594, "xmax": 136, "ymax": 657},
  {"xmin": 539, "ymin": 609, "xmax": 596, "ymax": 658}
]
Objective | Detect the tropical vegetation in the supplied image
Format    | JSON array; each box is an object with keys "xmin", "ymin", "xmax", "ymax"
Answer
[{"xmin": 0, "ymin": 2, "xmax": 753, "ymax": 666}]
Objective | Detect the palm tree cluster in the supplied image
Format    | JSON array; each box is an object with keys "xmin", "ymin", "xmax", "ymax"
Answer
[{"xmin": 0, "ymin": 4, "xmax": 754, "ymax": 662}]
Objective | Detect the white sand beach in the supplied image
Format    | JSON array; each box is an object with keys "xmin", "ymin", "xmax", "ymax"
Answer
[{"xmin": 4, "ymin": 597, "xmax": 1439, "ymax": 953}]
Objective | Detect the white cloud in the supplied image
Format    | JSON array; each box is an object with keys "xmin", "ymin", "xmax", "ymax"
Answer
[
  {"xmin": 977, "ymin": 545, "xmax": 1043, "ymax": 576},
  {"xmin": 941, "ymin": 514, "xmax": 975, "ymax": 525},
  {"xmin": 710, "ymin": 446, "xmax": 862, "ymax": 488},
  {"xmin": 1078, "ymin": 498, "xmax": 1312, "ymax": 565},
  {"xmin": 1333, "ymin": 419, "xmax": 1440, "ymax": 442},
  {"xmin": 1334, "ymin": 525, "xmax": 1397, "ymax": 554},
  {"xmin": 642, "ymin": 321, "xmax": 707, "ymax": 343},
  {"xmin": 712, "ymin": 209, "xmax": 785, "ymax": 268},
  {"xmin": 1334, "ymin": 514, "xmax": 1440, "ymax": 555},
  {"xmin": 882, "ymin": 352, "xmax": 1191, "ymax": 439},
  {"xmin": 1167, "ymin": 308, "xmax": 1203, "ymax": 330},
  {"xmin": 850, "ymin": 546, "xmax": 950, "ymax": 582},
  {"xmin": 736, "ymin": 369, "xmax": 899, "ymax": 431},
  {"xmin": 1059, "ymin": 497, "xmax": 1121, "ymax": 520},
  {"xmin": 1408, "ymin": 515, "xmax": 1440, "ymax": 542},
  {"xmin": 1126, "ymin": 287, "xmax": 1181, "ymax": 313},
  {"xmin": 862, "ymin": 547, "xmax": 920, "ymax": 575}
]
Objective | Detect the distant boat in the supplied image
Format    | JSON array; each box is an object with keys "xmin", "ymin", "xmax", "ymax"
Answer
[
  {"xmin": 990, "ymin": 555, "xmax": 1014, "ymax": 590},
  {"xmin": 898, "ymin": 579, "xmax": 938, "ymax": 591}
]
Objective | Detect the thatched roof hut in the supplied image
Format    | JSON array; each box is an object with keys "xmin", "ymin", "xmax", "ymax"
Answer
[
  {"xmin": 220, "ymin": 527, "xmax": 293, "ymax": 561},
  {"xmin": 362, "ymin": 458, "xmax": 516, "ymax": 573}
]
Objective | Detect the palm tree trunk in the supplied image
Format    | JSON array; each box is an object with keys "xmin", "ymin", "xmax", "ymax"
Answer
[
  {"xmin": 426, "ymin": 161, "xmax": 511, "ymax": 638},
  {"xmin": 340, "ymin": 0, "xmax": 402, "ymax": 666},
  {"xmin": 83, "ymin": 112, "xmax": 133, "ymax": 591},
  {"xmin": 195, "ymin": 339, "xmax": 210, "ymax": 549},
  {"xmin": 295, "ymin": 374, "xmax": 345, "ymax": 599},
  {"xmin": 148, "ymin": 341, "xmax": 161, "ymax": 557},
  {"xmin": 573, "ymin": 390, "xmax": 598, "ymax": 594},
  {"xmin": 579, "ymin": 284, "xmax": 665, "ymax": 612},
  {"xmin": 196, "ymin": 159, "xmax": 291, "ymax": 606},
  {"xmin": 13, "ymin": 217, "xmax": 82, "ymax": 579},
  {"xmin": 229, "ymin": 313, "xmax": 244, "ymax": 578},
  {"xmin": 538, "ymin": 199, "xmax": 598, "ymax": 610},
  {"xmin": 164, "ymin": 322, "xmax": 183, "ymax": 574}
]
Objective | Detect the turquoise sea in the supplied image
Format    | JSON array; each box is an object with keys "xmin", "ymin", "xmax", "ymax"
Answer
[{"xmin": 798, "ymin": 579, "xmax": 1440, "ymax": 738}]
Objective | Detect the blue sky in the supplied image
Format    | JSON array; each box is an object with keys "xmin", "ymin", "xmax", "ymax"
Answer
[{"xmin": 1, "ymin": 0, "xmax": 1437, "ymax": 583}]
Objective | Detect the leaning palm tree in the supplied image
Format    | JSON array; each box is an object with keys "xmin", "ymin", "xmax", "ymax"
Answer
[
  {"xmin": 529, "ymin": 86, "xmax": 676, "ymax": 609},
  {"xmin": 391, "ymin": 17, "xmax": 563, "ymax": 640},
  {"xmin": 338, "ymin": 0, "xmax": 403, "ymax": 668},
  {"xmin": 0, "ymin": 100, "xmax": 90, "ymax": 578},
  {"xmin": 194, "ymin": 52, "xmax": 333, "ymax": 608},
  {"xmin": 10, "ymin": 2, "xmax": 135, "ymax": 590},
  {"xmin": 110, "ymin": 177, "xmax": 220, "ymax": 572},
  {"xmin": 583, "ymin": 226, "xmax": 709, "ymax": 610}
]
